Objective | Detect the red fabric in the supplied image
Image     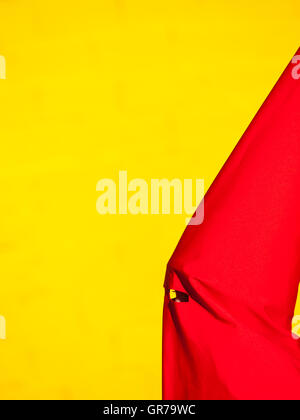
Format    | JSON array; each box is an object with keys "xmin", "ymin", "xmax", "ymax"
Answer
[{"xmin": 163, "ymin": 49, "xmax": 300, "ymax": 400}]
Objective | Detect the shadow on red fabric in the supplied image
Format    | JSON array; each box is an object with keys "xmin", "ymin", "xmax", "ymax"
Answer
[{"xmin": 163, "ymin": 48, "xmax": 300, "ymax": 400}]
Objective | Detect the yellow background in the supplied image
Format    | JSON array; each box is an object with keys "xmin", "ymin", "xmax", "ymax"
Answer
[{"xmin": 0, "ymin": 0, "xmax": 299, "ymax": 399}]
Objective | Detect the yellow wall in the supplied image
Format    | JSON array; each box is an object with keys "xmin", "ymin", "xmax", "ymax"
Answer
[{"xmin": 0, "ymin": 0, "xmax": 299, "ymax": 399}]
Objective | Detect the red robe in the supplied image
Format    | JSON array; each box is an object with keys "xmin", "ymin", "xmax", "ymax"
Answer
[{"xmin": 163, "ymin": 48, "xmax": 300, "ymax": 400}]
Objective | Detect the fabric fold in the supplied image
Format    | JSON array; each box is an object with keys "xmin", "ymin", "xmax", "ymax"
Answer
[{"xmin": 163, "ymin": 48, "xmax": 300, "ymax": 400}]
